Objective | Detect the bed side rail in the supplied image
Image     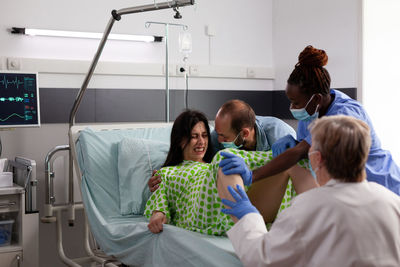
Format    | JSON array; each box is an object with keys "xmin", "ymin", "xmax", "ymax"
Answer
[{"xmin": 41, "ymin": 144, "xmax": 119, "ymax": 267}]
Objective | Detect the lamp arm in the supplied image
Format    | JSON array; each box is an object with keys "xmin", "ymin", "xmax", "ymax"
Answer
[
  {"xmin": 68, "ymin": 0, "xmax": 194, "ymax": 126},
  {"xmin": 67, "ymin": 0, "xmax": 194, "ymax": 227},
  {"xmin": 68, "ymin": 16, "xmax": 115, "ymax": 127}
]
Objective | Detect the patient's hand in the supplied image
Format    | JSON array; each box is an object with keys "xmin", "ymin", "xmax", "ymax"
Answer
[
  {"xmin": 148, "ymin": 170, "xmax": 162, "ymax": 192},
  {"xmin": 148, "ymin": 211, "xmax": 167, "ymax": 233}
]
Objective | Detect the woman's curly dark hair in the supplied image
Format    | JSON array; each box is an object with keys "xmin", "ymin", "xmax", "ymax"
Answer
[{"xmin": 287, "ymin": 45, "xmax": 331, "ymax": 96}]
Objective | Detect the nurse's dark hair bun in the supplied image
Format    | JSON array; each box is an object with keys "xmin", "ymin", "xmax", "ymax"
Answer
[
  {"xmin": 296, "ymin": 45, "xmax": 328, "ymax": 68},
  {"xmin": 288, "ymin": 45, "xmax": 331, "ymax": 95}
]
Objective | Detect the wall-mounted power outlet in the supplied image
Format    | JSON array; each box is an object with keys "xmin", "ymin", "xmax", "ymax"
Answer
[
  {"xmin": 247, "ymin": 67, "xmax": 256, "ymax": 78},
  {"xmin": 7, "ymin": 57, "xmax": 21, "ymax": 70},
  {"xmin": 189, "ymin": 65, "xmax": 199, "ymax": 76},
  {"xmin": 176, "ymin": 65, "xmax": 188, "ymax": 76},
  {"xmin": 205, "ymin": 25, "xmax": 216, "ymax": 37}
]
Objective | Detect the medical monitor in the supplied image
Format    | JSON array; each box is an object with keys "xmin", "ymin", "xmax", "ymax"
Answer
[{"xmin": 0, "ymin": 71, "xmax": 40, "ymax": 128}]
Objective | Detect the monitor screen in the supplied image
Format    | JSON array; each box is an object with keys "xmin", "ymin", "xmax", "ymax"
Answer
[{"xmin": 0, "ymin": 71, "xmax": 40, "ymax": 128}]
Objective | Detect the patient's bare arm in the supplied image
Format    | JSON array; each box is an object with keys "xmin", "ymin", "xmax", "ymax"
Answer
[
  {"xmin": 148, "ymin": 170, "xmax": 162, "ymax": 192},
  {"xmin": 148, "ymin": 211, "xmax": 167, "ymax": 233}
]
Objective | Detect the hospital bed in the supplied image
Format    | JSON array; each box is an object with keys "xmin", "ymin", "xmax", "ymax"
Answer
[
  {"xmin": 41, "ymin": 1, "xmax": 242, "ymax": 265},
  {"xmin": 43, "ymin": 122, "xmax": 242, "ymax": 266},
  {"xmin": 59, "ymin": 123, "xmax": 243, "ymax": 266}
]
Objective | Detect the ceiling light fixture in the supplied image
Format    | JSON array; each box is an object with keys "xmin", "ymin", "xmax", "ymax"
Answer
[{"xmin": 11, "ymin": 27, "xmax": 163, "ymax": 43}]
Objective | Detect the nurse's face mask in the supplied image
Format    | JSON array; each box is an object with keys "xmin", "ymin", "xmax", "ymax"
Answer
[
  {"xmin": 290, "ymin": 94, "xmax": 320, "ymax": 121},
  {"xmin": 221, "ymin": 132, "xmax": 243, "ymax": 149}
]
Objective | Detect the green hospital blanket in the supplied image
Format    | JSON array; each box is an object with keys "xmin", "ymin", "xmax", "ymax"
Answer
[{"xmin": 144, "ymin": 148, "xmax": 307, "ymax": 235}]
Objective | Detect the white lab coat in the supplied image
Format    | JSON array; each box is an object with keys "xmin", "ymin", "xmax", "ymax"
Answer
[{"xmin": 227, "ymin": 179, "xmax": 400, "ymax": 267}]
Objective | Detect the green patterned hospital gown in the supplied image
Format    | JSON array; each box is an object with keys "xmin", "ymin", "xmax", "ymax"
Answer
[{"xmin": 144, "ymin": 148, "xmax": 308, "ymax": 236}]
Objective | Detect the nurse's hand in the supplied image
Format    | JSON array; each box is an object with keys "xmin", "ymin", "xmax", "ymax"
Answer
[
  {"xmin": 148, "ymin": 211, "xmax": 167, "ymax": 234},
  {"xmin": 148, "ymin": 170, "xmax": 161, "ymax": 192},
  {"xmin": 220, "ymin": 152, "xmax": 253, "ymax": 186},
  {"xmin": 271, "ymin": 134, "xmax": 297, "ymax": 158},
  {"xmin": 221, "ymin": 184, "xmax": 259, "ymax": 220}
]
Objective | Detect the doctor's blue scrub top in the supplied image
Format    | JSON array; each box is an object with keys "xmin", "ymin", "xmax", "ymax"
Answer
[{"xmin": 297, "ymin": 89, "xmax": 400, "ymax": 195}]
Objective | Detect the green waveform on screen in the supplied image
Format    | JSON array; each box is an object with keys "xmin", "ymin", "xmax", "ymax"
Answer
[
  {"xmin": 0, "ymin": 97, "xmax": 24, "ymax": 102},
  {"xmin": 0, "ymin": 76, "xmax": 25, "ymax": 89},
  {"xmin": 0, "ymin": 113, "xmax": 25, "ymax": 122}
]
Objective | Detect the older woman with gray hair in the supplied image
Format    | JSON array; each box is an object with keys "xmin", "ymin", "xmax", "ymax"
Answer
[{"xmin": 220, "ymin": 115, "xmax": 400, "ymax": 267}]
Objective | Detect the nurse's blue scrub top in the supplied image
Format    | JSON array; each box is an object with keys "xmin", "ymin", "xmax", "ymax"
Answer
[{"xmin": 298, "ymin": 89, "xmax": 400, "ymax": 195}]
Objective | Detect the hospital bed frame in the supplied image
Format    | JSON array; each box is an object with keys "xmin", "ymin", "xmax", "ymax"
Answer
[
  {"xmin": 43, "ymin": 122, "xmax": 172, "ymax": 266},
  {"xmin": 40, "ymin": 1, "xmax": 195, "ymax": 266}
]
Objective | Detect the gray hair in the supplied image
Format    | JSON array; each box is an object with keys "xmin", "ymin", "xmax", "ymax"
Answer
[{"xmin": 310, "ymin": 115, "xmax": 371, "ymax": 182}]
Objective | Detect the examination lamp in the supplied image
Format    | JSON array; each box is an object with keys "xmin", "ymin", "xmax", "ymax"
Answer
[{"xmin": 11, "ymin": 27, "xmax": 163, "ymax": 43}]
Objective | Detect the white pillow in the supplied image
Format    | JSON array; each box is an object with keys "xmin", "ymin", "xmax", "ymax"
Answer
[{"xmin": 118, "ymin": 138, "xmax": 169, "ymax": 215}]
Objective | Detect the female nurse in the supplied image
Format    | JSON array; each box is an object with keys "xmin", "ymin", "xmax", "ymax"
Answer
[{"xmin": 220, "ymin": 45, "xmax": 400, "ymax": 195}]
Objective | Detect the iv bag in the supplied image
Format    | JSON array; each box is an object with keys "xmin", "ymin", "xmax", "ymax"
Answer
[{"xmin": 179, "ymin": 32, "xmax": 192, "ymax": 54}]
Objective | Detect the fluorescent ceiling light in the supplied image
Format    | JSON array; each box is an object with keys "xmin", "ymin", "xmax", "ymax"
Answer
[{"xmin": 11, "ymin": 27, "xmax": 162, "ymax": 43}]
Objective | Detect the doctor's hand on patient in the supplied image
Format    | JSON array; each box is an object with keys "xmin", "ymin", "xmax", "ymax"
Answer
[
  {"xmin": 221, "ymin": 184, "xmax": 259, "ymax": 220},
  {"xmin": 148, "ymin": 170, "xmax": 161, "ymax": 192},
  {"xmin": 148, "ymin": 211, "xmax": 167, "ymax": 234},
  {"xmin": 220, "ymin": 152, "xmax": 253, "ymax": 186},
  {"xmin": 271, "ymin": 134, "xmax": 297, "ymax": 158}
]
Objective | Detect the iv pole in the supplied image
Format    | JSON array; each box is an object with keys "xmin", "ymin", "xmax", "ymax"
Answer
[
  {"xmin": 67, "ymin": 0, "xmax": 195, "ymax": 226},
  {"xmin": 145, "ymin": 21, "xmax": 188, "ymax": 123}
]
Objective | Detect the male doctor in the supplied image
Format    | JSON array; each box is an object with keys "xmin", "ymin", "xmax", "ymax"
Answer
[{"xmin": 210, "ymin": 99, "xmax": 295, "ymax": 156}]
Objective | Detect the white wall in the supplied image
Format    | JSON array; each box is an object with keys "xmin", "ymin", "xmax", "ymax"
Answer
[
  {"xmin": 1, "ymin": 0, "xmax": 275, "ymax": 90},
  {"xmin": 272, "ymin": 0, "xmax": 361, "ymax": 93},
  {"xmin": 1, "ymin": 0, "xmax": 276, "ymax": 90},
  {"xmin": 363, "ymin": 0, "xmax": 400, "ymax": 162},
  {"xmin": 1, "ymin": 0, "xmax": 273, "ymax": 66}
]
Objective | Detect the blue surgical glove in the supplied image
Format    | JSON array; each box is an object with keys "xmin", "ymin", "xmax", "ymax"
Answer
[
  {"xmin": 271, "ymin": 134, "xmax": 297, "ymax": 158},
  {"xmin": 219, "ymin": 152, "xmax": 252, "ymax": 186},
  {"xmin": 221, "ymin": 184, "xmax": 259, "ymax": 220}
]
